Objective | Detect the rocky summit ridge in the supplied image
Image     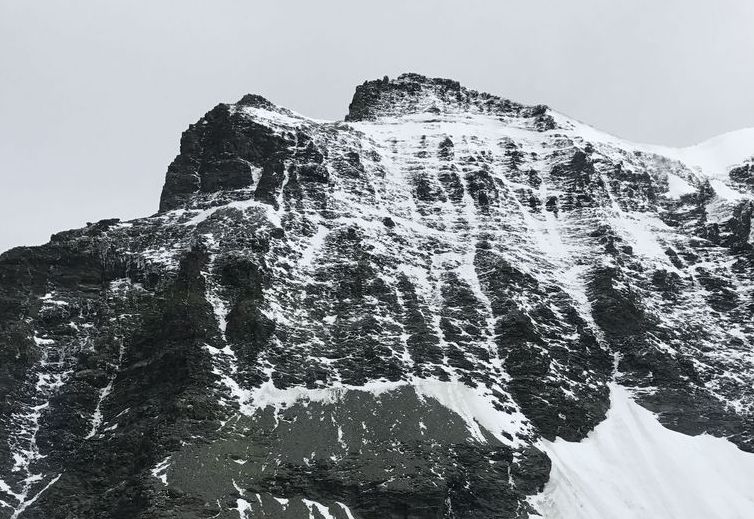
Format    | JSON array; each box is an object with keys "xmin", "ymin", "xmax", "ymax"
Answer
[{"xmin": 1, "ymin": 73, "xmax": 753, "ymax": 519}]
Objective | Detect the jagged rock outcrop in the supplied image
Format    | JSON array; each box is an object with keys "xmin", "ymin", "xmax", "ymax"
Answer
[{"xmin": 1, "ymin": 73, "xmax": 753, "ymax": 518}]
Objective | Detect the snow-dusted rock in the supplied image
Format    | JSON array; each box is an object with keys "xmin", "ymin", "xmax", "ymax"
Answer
[{"xmin": 1, "ymin": 73, "xmax": 753, "ymax": 518}]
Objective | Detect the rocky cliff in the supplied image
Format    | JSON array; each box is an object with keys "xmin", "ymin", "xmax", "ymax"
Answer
[{"xmin": 1, "ymin": 73, "xmax": 753, "ymax": 518}]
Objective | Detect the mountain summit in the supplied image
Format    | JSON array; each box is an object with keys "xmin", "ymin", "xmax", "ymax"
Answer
[{"xmin": 1, "ymin": 74, "xmax": 754, "ymax": 519}]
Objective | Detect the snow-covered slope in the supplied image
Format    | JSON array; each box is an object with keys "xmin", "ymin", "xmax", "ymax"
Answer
[
  {"xmin": 0, "ymin": 73, "xmax": 753, "ymax": 518},
  {"xmin": 670, "ymin": 128, "xmax": 754, "ymax": 179},
  {"xmin": 553, "ymin": 111, "xmax": 754, "ymax": 179},
  {"xmin": 534, "ymin": 384, "xmax": 754, "ymax": 519},
  {"xmin": 554, "ymin": 111, "xmax": 754, "ymax": 201}
]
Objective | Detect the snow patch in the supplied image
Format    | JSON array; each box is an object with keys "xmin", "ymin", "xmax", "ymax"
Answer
[
  {"xmin": 183, "ymin": 198, "xmax": 280, "ymax": 228},
  {"xmin": 665, "ymin": 173, "xmax": 696, "ymax": 198},
  {"xmin": 8, "ymin": 474, "xmax": 61, "ymax": 519},
  {"xmin": 248, "ymin": 377, "xmax": 528, "ymax": 447},
  {"xmin": 415, "ymin": 379, "xmax": 529, "ymax": 448},
  {"xmin": 85, "ymin": 337, "xmax": 125, "ymax": 439},
  {"xmin": 337, "ymin": 502, "xmax": 357, "ymax": 519},
  {"xmin": 674, "ymin": 128, "xmax": 754, "ymax": 180},
  {"xmin": 532, "ymin": 383, "xmax": 754, "ymax": 519},
  {"xmin": 302, "ymin": 498, "xmax": 337, "ymax": 519},
  {"xmin": 236, "ymin": 498, "xmax": 252, "ymax": 519},
  {"xmin": 151, "ymin": 456, "xmax": 171, "ymax": 486},
  {"xmin": 556, "ymin": 112, "xmax": 754, "ymax": 204},
  {"xmin": 300, "ymin": 224, "xmax": 329, "ymax": 267}
]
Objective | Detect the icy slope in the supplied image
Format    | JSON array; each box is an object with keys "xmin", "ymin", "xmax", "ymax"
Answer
[{"xmin": 534, "ymin": 384, "xmax": 754, "ymax": 519}]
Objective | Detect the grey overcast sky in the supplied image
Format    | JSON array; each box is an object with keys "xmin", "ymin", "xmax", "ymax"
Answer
[{"xmin": 1, "ymin": 0, "xmax": 753, "ymax": 253}]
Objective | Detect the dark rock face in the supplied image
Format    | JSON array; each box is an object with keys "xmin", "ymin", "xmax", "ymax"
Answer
[
  {"xmin": 729, "ymin": 160, "xmax": 754, "ymax": 192},
  {"xmin": 159, "ymin": 101, "xmax": 295, "ymax": 212},
  {"xmin": 1, "ymin": 74, "xmax": 753, "ymax": 518},
  {"xmin": 345, "ymin": 73, "xmax": 556, "ymax": 130}
]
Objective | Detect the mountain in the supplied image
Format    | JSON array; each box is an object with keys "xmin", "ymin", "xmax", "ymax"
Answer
[{"xmin": 1, "ymin": 73, "xmax": 753, "ymax": 519}]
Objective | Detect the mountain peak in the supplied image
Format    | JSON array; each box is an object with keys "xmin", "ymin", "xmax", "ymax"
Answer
[
  {"xmin": 3, "ymin": 75, "xmax": 754, "ymax": 518},
  {"xmin": 236, "ymin": 93, "xmax": 279, "ymax": 111},
  {"xmin": 345, "ymin": 73, "xmax": 555, "ymax": 127}
]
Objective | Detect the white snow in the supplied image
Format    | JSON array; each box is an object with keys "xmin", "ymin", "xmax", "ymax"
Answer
[
  {"xmin": 299, "ymin": 224, "xmax": 329, "ymax": 267},
  {"xmin": 249, "ymin": 377, "xmax": 406, "ymax": 414},
  {"xmin": 8, "ymin": 474, "xmax": 61, "ymax": 519},
  {"xmin": 40, "ymin": 293, "xmax": 68, "ymax": 306},
  {"xmin": 85, "ymin": 337, "xmax": 125, "ymax": 439},
  {"xmin": 236, "ymin": 106, "xmax": 307, "ymax": 128},
  {"xmin": 182, "ymin": 198, "xmax": 279, "ymax": 228},
  {"xmin": 151, "ymin": 456, "xmax": 171, "ymax": 486},
  {"xmin": 204, "ymin": 342, "xmax": 253, "ymax": 415},
  {"xmin": 336, "ymin": 502, "xmax": 357, "ymax": 519},
  {"xmin": 236, "ymin": 498, "xmax": 252, "ymax": 519},
  {"xmin": 302, "ymin": 498, "xmax": 337, "ymax": 519},
  {"xmin": 606, "ymin": 212, "xmax": 673, "ymax": 266},
  {"xmin": 273, "ymin": 496, "xmax": 289, "ymax": 509},
  {"xmin": 415, "ymin": 379, "xmax": 529, "ymax": 447},
  {"xmin": 665, "ymin": 173, "xmax": 696, "ymax": 198},
  {"xmin": 245, "ymin": 376, "xmax": 528, "ymax": 447},
  {"xmin": 709, "ymin": 179, "xmax": 747, "ymax": 201},
  {"xmin": 32, "ymin": 335, "xmax": 54, "ymax": 346},
  {"xmin": 556, "ymin": 113, "xmax": 754, "ymax": 204},
  {"xmin": 672, "ymin": 128, "xmax": 754, "ymax": 180},
  {"xmin": 532, "ymin": 383, "xmax": 754, "ymax": 519},
  {"xmin": 555, "ymin": 112, "xmax": 754, "ymax": 180},
  {"xmin": 3, "ymin": 299, "xmax": 74, "ymax": 518}
]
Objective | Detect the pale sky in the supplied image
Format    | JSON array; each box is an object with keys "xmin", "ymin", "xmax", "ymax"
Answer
[{"xmin": 1, "ymin": 0, "xmax": 753, "ymax": 252}]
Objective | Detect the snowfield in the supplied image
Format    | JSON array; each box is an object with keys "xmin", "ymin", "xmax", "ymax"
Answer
[{"xmin": 533, "ymin": 384, "xmax": 754, "ymax": 519}]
